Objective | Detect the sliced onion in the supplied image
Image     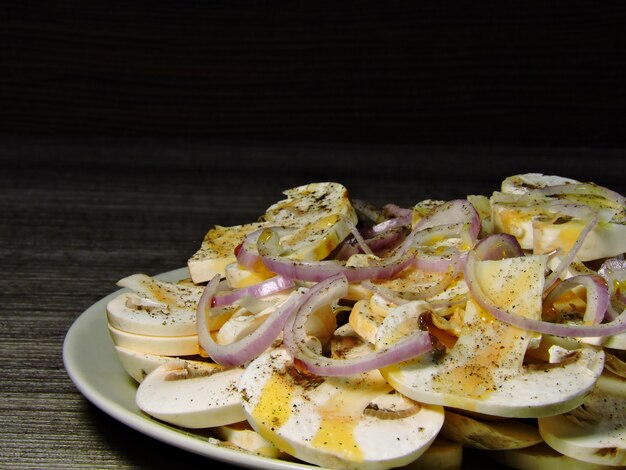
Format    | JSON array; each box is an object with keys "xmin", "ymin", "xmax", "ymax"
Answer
[
  {"xmin": 413, "ymin": 245, "xmax": 466, "ymax": 273},
  {"xmin": 235, "ymin": 228, "xmax": 267, "ymax": 271},
  {"xmin": 394, "ymin": 199, "xmax": 480, "ymax": 260},
  {"xmin": 344, "ymin": 218, "xmax": 375, "ymax": 256},
  {"xmin": 257, "ymin": 228, "xmax": 414, "ymax": 282},
  {"xmin": 543, "ymin": 275, "xmax": 609, "ymax": 325},
  {"xmin": 363, "ymin": 204, "xmax": 413, "ymax": 238},
  {"xmin": 366, "ymin": 249, "xmax": 462, "ymax": 304},
  {"xmin": 599, "ymin": 258, "xmax": 626, "ymax": 321},
  {"xmin": 197, "ymin": 275, "xmax": 305, "ymax": 367},
  {"xmin": 282, "ymin": 274, "xmax": 432, "ymax": 376},
  {"xmin": 413, "ymin": 199, "xmax": 480, "ymax": 247},
  {"xmin": 335, "ymin": 226, "xmax": 408, "ymax": 260},
  {"xmin": 212, "ymin": 275, "xmax": 294, "ymax": 307},
  {"xmin": 365, "ymin": 215, "xmax": 412, "ymax": 237},
  {"xmin": 473, "ymin": 233, "xmax": 524, "ymax": 260},
  {"xmin": 541, "ymin": 203, "xmax": 598, "ymax": 291},
  {"xmin": 465, "ymin": 237, "xmax": 626, "ymax": 337}
]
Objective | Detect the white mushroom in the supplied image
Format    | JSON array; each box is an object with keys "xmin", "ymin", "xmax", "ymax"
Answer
[
  {"xmin": 107, "ymin": 324, "xmax": 200, "ymax": 356},
  {"xmin": 439, "ymin": 409, "xmax": 542, "ymax": 450},
  {"xmin": 238, "ymin": 347, "xmax": 444, "ymax": 469},
  {"xmin": 377, "ymin": 255, "xmax": 605, "ymax": 418},
  {"xmin": 538, "ymin": 371, "xmax": 626, "ymax": 466},
  {"xmin": 136, "ymin": 361, "xmax": 244, "ymax": 428}
]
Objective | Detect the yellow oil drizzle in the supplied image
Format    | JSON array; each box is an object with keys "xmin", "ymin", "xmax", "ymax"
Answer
[
  {"xmin": 251, "ymin": 372, "xmax": 295, "ymax": 455},
  {"xmin": 147, "ymin": 283, "xmax": 176, "ymax": 305},
  {"xmin": 434, "ymin": 257, "xmax": 546, "ymax": 401},
  {"xmin": 436, "ymin": 315, "xmax": 523, "ymax": 401},
  {"xmin": 547, "ymin": 221, "xmax": 584, "ymax": 253},
  {"xmin": 311, "ymin": 376, "xmax": 390, "ymax": 461},
  {"xmin": 285, "ymin": 214, "xmax": 344, "ymax": 261},
  {"xmin": 312, "ymin": 414, "xmax": 361, "ymax": 461}
]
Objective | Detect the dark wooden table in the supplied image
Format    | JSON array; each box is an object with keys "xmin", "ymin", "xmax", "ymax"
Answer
[{"xmin": 1, "ymin": 137, "xmax": 624, "ymax": 469}]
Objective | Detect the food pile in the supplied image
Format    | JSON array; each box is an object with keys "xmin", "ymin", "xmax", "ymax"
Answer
[{"xmin": 106, "ymin": 174, "xmax": 626, "ymax": 469}]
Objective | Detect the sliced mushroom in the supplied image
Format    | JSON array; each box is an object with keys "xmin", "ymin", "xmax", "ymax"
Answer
[
  {"xmin": 377, "ymin": 255, "xmax": 605, "ymax": 418},
  {"xmin": 136, "ymin": 361, "xmax": 244, "ymax": 428},
  {"xmin": 439, "ymin": 409, "xmax": 542, "ymax": 450},
  {"xmin": 114, "ymin": 345, "xmax": 213, "ymax": 383},
  {"xmin": 238, "ymin": 347, "xmax": 444, "ymax": 469},
  {"xmin": 538, "ymin": 371, "xmax": 626, "ymax": 467}
]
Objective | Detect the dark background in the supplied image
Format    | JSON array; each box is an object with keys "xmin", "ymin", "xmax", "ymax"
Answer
[{"xmin": 3, "ymin": 2, "xmax": 626, "ymax": 147}]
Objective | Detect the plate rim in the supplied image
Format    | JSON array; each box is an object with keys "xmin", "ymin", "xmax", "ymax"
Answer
[{"xmin": 62, "ymin": 266, "xmax": 315, "ymax": 470}]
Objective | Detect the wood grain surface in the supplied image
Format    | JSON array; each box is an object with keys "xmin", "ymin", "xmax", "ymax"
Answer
[
  {"xmin": 3, "ymin": 3, "xmax": 626, "ymax": 146},
  {"xmin": 1, "ymin": 137, "xmax": 625, "ymax": 469}
]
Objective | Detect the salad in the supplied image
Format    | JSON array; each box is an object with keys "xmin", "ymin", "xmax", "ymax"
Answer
[{"xmin": 106, "ymin": 174, "xmax": 626, "ymax": 469}]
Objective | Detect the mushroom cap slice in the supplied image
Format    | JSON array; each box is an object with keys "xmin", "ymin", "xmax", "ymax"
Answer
[
  {"xmin": 378, "ymin": 255, "xmax": 605, "ymax": 418},
  {"xmin": 107, "ymin": 323, "xmax": 200, "ymax": 356},
  {"xmin": 136, "ymin": 361, "xmax": 244, "ymax": 428},
  {"xmin": 238, "ymin": 347, "xmax": 444, "ymax": 470},
  {"xmin": 188, "ymin": 182, "xmax": 357, "ymax": 283},
  {"xmin": 439, "ymin": 409, "xmax": 542, "ymax": 450},
  {"xmin": 114, "ymin": 345, "xmax": 211, "ymax": 383},
  {"xmin": 491, "ymin": 173, "xmax": 626, "ymax": 261},
  {"xmin": 211, "ymin": 421, "xmax": 287, "ymax": 459},
  {"xmin": 538, "ymin": 371, "xmax": 626, "ymax": 467},
  {"xmin": 106, "ymin": 274, "xmax": 203, "ymax": 337}
]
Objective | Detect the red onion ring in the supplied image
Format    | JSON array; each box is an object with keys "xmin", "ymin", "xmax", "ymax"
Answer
[
  {"xmin": 212, "ymin": 275, "xmax": 295, "ymax": 307},
  {"xmin": 365, "ymin": 249, "xmax": 462, "ymax": 304},
  {"xmin": 465, "ymin": 236, "xmax": 626, "ymax": 338},
  {"xmin": 234, "ymin": 228, "xmax": 266, "ymax": 271},
  {"xmin": 395, "ymin": 199, "xmax": 480, "ymax": 259},
  {"xmin": 256, "ymin": 228, "xmax": 415, "ymax": 282},
  {"xmin": 413, "ymin": 199, "xmax": 480, "ymax": 245},
  {"xmin": 282, "ymin": 274, "xmax": 432, "ymax": 376},
  {"xmin": 599, "ymin": 258, "xmax": 626, "ymax": 321},
  {"xmin": 365, "ymin": 215, "xmax": 412, "ymax": 237},
  {"xmin": 541, "ymin": 203, "xmax": 598, "ymax": 291},
  {"xmin": 197, "ymin": 275, "xmax": 306, "ymax": 367},
  {"xmin": 413, "ymin": 245, "xmax": 466, "ymax": 273},
  {"xmin": 335, "ymin": 227, "xmax": 407, "ymax": 260},
  {"xmin": 544, "ymin": 275, "xmax": 609, "ymax": 325},
  {"xmin": 344, "ymin": 218, "xmax": 375, "ymax": 255}
]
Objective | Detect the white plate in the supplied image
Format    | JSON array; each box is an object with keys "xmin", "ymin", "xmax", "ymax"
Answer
[{"xmin": 63, "ymin": 267, "xmax": 315, "ymax": 470}]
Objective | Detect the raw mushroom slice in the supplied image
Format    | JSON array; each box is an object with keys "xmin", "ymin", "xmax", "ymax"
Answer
[
  {"xmin": 489, "ymin": 442, "xmax": 618, "ymax": 470},
  {"xmin": 136, "ymin": 361, "xmax": 245, "ymax": 428},
  {"xmin": 211, "ymin": 421, "xmax": 288, "ymax": 459},
  {"xmin": 106, "ymin": 273, "xmax": 204, "ymax": 337},
  {"xmin": 188, "ymin": 222, "xmax": 267, "ymax": 284},
  {"xmin": 439, "ymin": 409, "xmax": 542, "ymax": 450},
  {"xmin": 349, "ymin": 297, "xmax": 390, "ymax": 344},
  {"xmin": 107, "ymin": 324, "xmax": 200, "ymax": 356},
  {"xmin": 261, "ymin": 182, "xmax": 358, "ymax": 262},
  {"xmin": 377, "ymin": 255, "xmax": 605, "ymax": 418},
  {"xmin": 114, "ymin": 345, "xmax": 213, "ymax": 383},
  {"xmin": 238, "ymin": 347, "xmax": 444, "ymax": 469},
  {"xmin": 538, "ymin": 371, "xmax": 626, "ymax": 467},
  {"xmin": 224, "ymin": 262, "xmax": 272, "ymax": 288},
  {"xmin": 188, "ymin": 182, "xmax": 358, "ymax": 283},
  {"xmin": 491, "ymin": 173, "xmax": 626, "ymax": 261}
]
